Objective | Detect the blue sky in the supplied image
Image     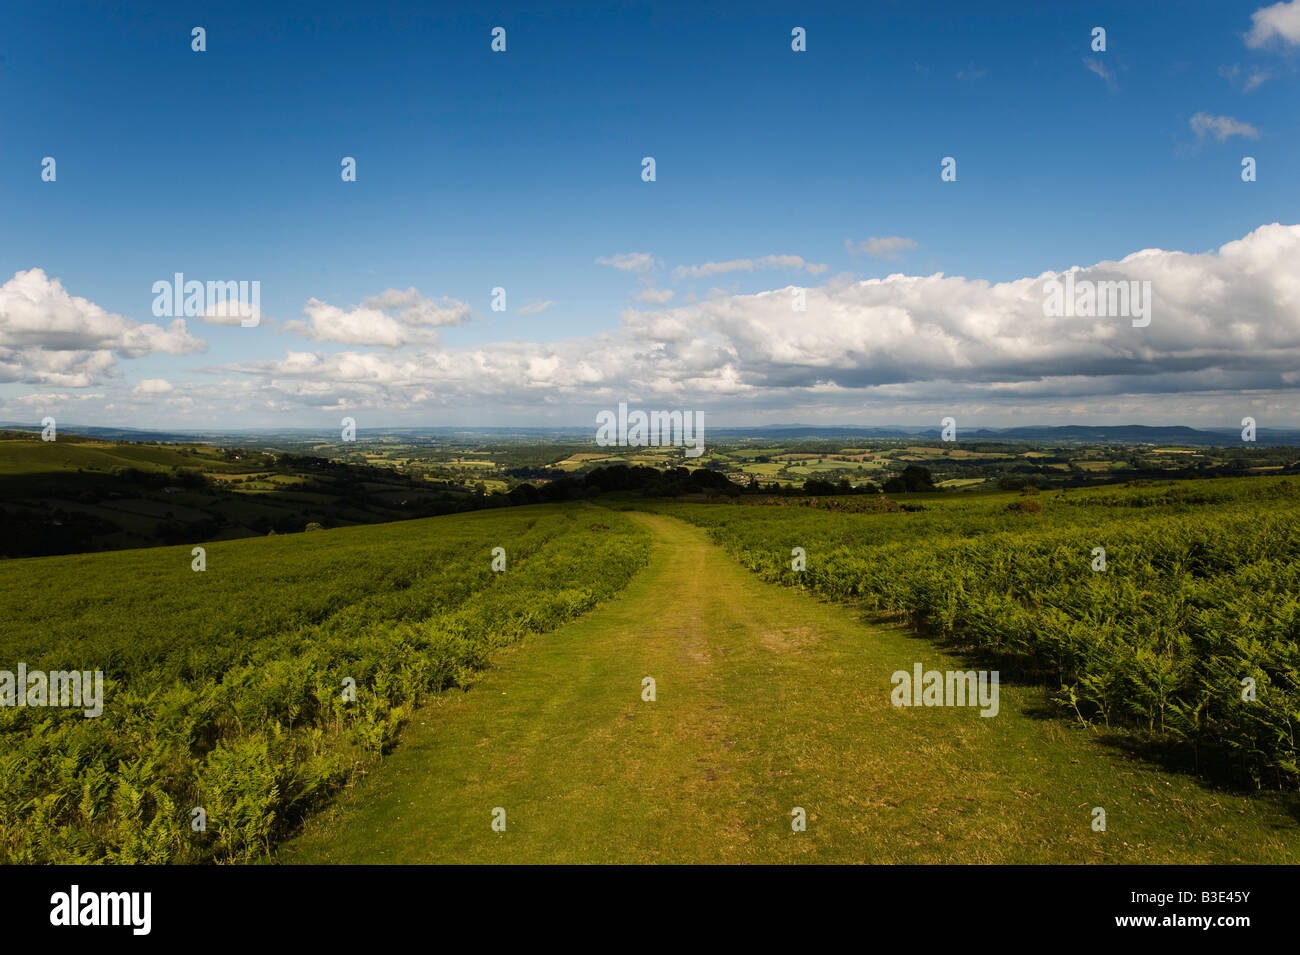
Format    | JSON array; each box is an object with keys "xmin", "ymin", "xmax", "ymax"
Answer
[{"xmin": 1, "ymin": 0, "xmax": 1298, "ymax": 429}]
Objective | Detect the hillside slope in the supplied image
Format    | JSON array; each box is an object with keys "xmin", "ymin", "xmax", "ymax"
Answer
[
  {"xmin": 282, "ymin": 511, "xmax": 1299, "ymax": 864},
  {"xmin": 0, "ymin": 504, "xmax": 650, "ymax": 863}
]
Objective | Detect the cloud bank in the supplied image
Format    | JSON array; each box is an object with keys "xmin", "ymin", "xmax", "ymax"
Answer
[
  {"xmin": 210, "ymin": 223, "xmax": 1300, "ymax": 422},
  {"xmin": 7, "ymin": 225, "xmax": 1300, "ymax": 426}
]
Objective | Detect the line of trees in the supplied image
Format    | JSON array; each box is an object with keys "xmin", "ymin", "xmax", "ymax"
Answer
[{"xmin": 487, "ymin": 462, "xmax": 938, "ymax": 507}]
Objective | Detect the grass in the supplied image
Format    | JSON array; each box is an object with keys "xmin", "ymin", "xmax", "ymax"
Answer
[
  {"xmin": 0, "ymin": 504, "xmax": 653, "ymax": 862},
  {"xmin": 784, "ymin": 461, "xmax": 878, "ymax": 475},
  {"xmin": 0, "ymin": 433, "xmax": 476, "ymax": 555},
  {"xmin": 0, "ymin": 436, "xmax": 244, "ymax": 476},
  {"xmin": 280, "ymin": 510, "xmax": 1299, "ymax": 864},
  {"xmin": 554, "ymin": 453, "xmax": 617, "ymax": 471}
]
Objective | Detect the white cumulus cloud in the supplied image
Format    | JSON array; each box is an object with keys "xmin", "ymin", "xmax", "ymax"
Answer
[
  {"xmin": 284, "ymin": 288, "xmax": 471, "ymax": 347},
  {"xmin": 596, "ymin": 252, "xmax": 657, "ymax": 273},
  {"xmin": 517, "ymin": 300, "xmax": 557, "ymax": 315},
  {"xmin": 674, "ymin": 255, "xmax": 828, "ymax": 279},
  {"xmin": 206, "ymin": 224, "xmax": 1300, "ymax": 424},
  {"xmin": 634, "ymin": 288, "xmax": 676, "ymax": 304},
  {"xmin": 1245, "ymin": 0, "xmax": 1300, "ymax": 47},
  {"xmin": 1189, "ymin": 111, "xmax": 1260, "ymax": 141},
  {"xmin": 846, "ymin": 237, "xmax": 918, "ymax": 259},
  {"xmin": 133, "ymin": 378, "xmax": 175, "ymax": 394},
  {"xmin": 0, "ymin": 268, "xmax": 204, "ymax": 386}
]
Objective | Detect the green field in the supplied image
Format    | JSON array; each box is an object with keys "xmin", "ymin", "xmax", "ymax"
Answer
[
  {"xmin": 0, "ymin": 506, "xmax": 650, "ymax": 862},
  {"xmin": 639, "ymin": 478, "xmax": 1300, "ymax": 791},
  {"xmin": 0, "ymin": 433, "xmax": 489, "ymax": 555},
  {"xmin": 282, "ymin": 508, "xmax": 1299, "ymax": 864},
  {"xmin": 2, "ymin": 473, "xmax": 1298, "ymax": 864}
]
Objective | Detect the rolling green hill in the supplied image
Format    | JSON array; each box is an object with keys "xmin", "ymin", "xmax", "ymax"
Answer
[
  {"xmin": 2, "ymin": 475, "xmax": 1297, "ymax": 864},
  {"xmin": 0, "ymin": 433, "xmax": 485, "ymax": 556},
  {"xmin": 282, "ymin": 509, "xmax": 1299, "ymax": 864},
  {"xmin": 0, "ymin": 504, "xmax": 650, "ymax": 862}
]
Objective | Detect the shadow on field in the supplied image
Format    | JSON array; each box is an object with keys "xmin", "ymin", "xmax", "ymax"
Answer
[{"xmin": 854, "ymin": 606, "xmax": 1300, "ymax": 818}]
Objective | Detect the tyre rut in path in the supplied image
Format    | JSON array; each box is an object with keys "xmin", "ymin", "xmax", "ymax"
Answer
[{"xmin": 281, "ymin": 511, "xmax": 1300, "ymax": 864}]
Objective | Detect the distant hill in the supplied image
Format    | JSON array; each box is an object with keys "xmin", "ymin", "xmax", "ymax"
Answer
[
  {"xmin": 3, "ymin": 421, "xmax": 1296, "ymax": 447},
  {"xmin": 707, "ymin": 424, "xmax": 1300, "ymax": 446}
]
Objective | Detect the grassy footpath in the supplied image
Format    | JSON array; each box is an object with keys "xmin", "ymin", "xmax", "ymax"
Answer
[{"xmin": 280, "ymin": 511, "xmax": 1300, "ymax": 864}]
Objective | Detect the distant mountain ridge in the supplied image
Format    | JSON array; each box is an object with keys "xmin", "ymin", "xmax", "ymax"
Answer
[
  {"xmin": 709, "ymin": 424, "xmax": 1298, "ymax": 446},
  {"xmin": 2, "ymin": 422, "xmax": 1295, "ymax": 447}
]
